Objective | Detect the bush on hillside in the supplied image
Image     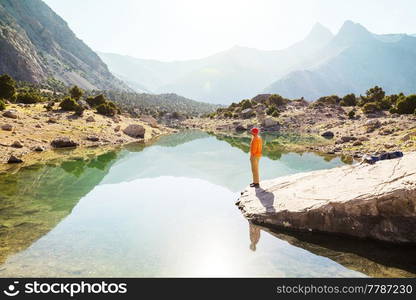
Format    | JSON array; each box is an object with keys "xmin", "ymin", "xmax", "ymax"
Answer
[
  {"xmin": 389, "ymin": 107, "xmax": 399, "ymax": 114},
  {"xmin": 86, "ymin": 94, "xmax": 107, "ymax": 108},
  {"xmin": 70, "ymin": 85, "xmax": 84, "ymax": 101},
  {"xmin": 315, "ymin": 95, "xmax": 341, "ymax": 106},
  {"xmin": 340, "ymin": 93, "xmax": 356, "ymax": 106},
  {"xmin": 240, "ymin": 99, "xmax": 252, "ymax": 110},
  {"xmin": 96, "ymin": 101, "xmax": 119, "ymax": 116},
  {"xmin": 379, "ymin": 97, "xmax": 393, "ymax": 110},
  {"xmin": 74, "ymin": 104, "xmax": 85, "ymax": 116},
  {"xmin": 0, "ymin": 74, "xmax": 16, "ymax": 100},
  {"xmin": 362, "ymin": 102, "xmax": 381, "ymax": 114},
  {"xmin": 348, "ymin": 109, "xmax": 356, "ymax": 119},
  {"xmin": 224, "ymin": 111, "xmax": 233, "ymax": 118},
  {"xmin": 384, "ymin": 94, "xmax": 402, "ymax": 108},
  {"xmin": 271, "ymin": 111, "xmax": 279, "ymax": 118},
  {"xmin": 396, "ymin": 95, "xmax": 416, "ymax": 114},
  {"xmin": 59, "ymin": 97, "xmax": 79, "ymax": 111},
  {"xmin": 359, "ymin": 86, "xmax": 385, "ymax": 106},
  {"xmin": 267, "ymin": 94, "xmax": 289, "ymax": 106},
  {"xmin": 16, "ymin": 92, "xmax": 44, "ymax": 104},
  {"xmin": 0, "ymin": 99, "xmax": 6, "ymax": 111},
  {"xmin": 266, "ymin": 105, "xmax": 277, "ymax": 116}
]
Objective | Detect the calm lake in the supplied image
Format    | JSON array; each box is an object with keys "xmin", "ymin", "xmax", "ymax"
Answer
[{"xmin": 0, "ymin": 131, "xmax": 415, "ymax": 277}]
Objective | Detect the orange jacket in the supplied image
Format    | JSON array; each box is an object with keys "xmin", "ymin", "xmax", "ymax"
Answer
[{"xmin": 250, "ymin": 136, "xmax": 262, "ymax": 157}]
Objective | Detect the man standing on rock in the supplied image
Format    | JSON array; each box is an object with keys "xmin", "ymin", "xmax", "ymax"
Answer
[{"xmin": 250, "ymin": 127, "xmax": 262, "ymax": 188}]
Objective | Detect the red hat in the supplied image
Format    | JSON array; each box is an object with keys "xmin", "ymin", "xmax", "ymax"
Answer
[{"xmin": 251, "ymin": 127, "xmax": 259, "ymax": 135}]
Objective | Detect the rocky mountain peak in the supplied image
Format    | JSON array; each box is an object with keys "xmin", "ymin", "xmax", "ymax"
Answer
[{"xmin": 333, "ymin": 20, "xmax": 375, "ymax": 45}]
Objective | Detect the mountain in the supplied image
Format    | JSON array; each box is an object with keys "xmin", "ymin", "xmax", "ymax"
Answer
[
  {"xmin": 99, "ymin": 23, "xmax": 334, "ymax": 104},
  {"xmin": 101, "ymin": 91, "xmax": 221, "ymax": 116},
  {"xmin": 0, "ymin": 0, "xmax": 127, "ymax": 90},
  {"xmin": 265, "ymin": 21, "xmax": 416, "ymax": 100}
]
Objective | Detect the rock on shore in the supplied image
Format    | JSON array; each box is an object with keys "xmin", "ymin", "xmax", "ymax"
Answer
[{"xmin": 236, "ymin": 152, "xmax": 416, "ymax": 244}]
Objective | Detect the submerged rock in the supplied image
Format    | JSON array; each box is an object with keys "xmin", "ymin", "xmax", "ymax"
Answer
[{"xmin": 236, "ymin": 152, "xmax": 416, "ymax": 244}]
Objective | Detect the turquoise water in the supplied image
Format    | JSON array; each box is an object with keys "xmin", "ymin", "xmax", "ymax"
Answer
[{"xmin": 0, "ymin": 131, "xmax": 412, "ymax": 277}]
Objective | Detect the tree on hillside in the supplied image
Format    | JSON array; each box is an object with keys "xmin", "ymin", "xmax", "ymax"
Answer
[
  {"xmin": 240, "ymin": 99, "xmax": 252, "ymax": 110},
  {"xmin": 340, "ymin": 93, "xmax": 356, "ymax": 106},
  {"xmin": 86, "ymin": 94, "xmax": 107, "ymax": 107},
  {"xmin": 396, "ymin": 94, "xmax": 416, "ymax": 114},
  {"xmin": 360, "ymin": 86, "xmax": 385, "ymax": 106},
  {"xmin": 267, "ymin": 94, "xmax": 289, "ymax": 106},
  {"xmin": 314, "ymin": 95, "xmax": 340, "ymax": 106},
  {"xmin": 0, "ymin": 74, "xmax": 16, "ymax": 100},
  {"xmin": 70, "ymin": 85, "xmax": 83, "ymax": 101}
]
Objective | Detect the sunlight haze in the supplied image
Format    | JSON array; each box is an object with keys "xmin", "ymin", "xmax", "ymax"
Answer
[{"xmin": 43, "ymin": 0, "xmax": 416, "ymax": 61}]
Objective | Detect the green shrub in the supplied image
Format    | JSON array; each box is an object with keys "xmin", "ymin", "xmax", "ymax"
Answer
[
  {"xmin": 86, "ymin": 94, "xmax": 107, "ymax": 107},
  {"xmin": 340, "ymin": 93, "xmax": 356, "ymax": 106},
  {"xmin": 315, "ymin": 95, "xmax": 340, "ymax": 106},
  {"xmin": 389, "ymin": 107, "xmax": 398, "ymax": 114},
  {"xmin": 59, "ymin": 97, "xmax": 79, "ymax": 111},
  {"xmin": 266, "ymin": 105, "xmax": 277, "ymax": 115},
  {"xmin": 267, "ymin": 94, "xmax": 289, "ymax": 106},
  {"xmin": 240, "ymin": 99, "xmax": 252, "ymax": 110},
  {"xmin": 359, "ymin": 86, "xmax": 385, "ymax": 106},
  {"xmin": 74, "ymin": 104, "xmax": 85, "ymax": 116},
  {"xmin": 0, "ymin": 99, "xmax": 6, "ymax": 111},
  {"xmin": 69, "ymin": 85, "xmax": 84, "ymax": 101},
  {"xmin": 379, "ymin": 98, "xmax": 392, "ymax": 110},
  {"xmin": 271, "ymin": 111, "xmax": 279, "ymax": 118},
  {"xmin": 0, "ymin": 74, "xmax": 16, "ymax": 100},
  {"xmin": 16, "ymin": 92, "xmax": 44, "ymax": 104},
  {"xmin": 224, "ymin": 111, "xmax": 232, "ymax": 118},
  {"xmin": 348, "ymin": 109, "xmax": 355, "ymax": 119},
  {"xmin": 362, "ymin": 102, "xmax": 381, "ymax": 114},
  {"xmin": 396, "ymin": 95, "xmax": 416, "ymax": 114},
  {"xmin": 384, "ymin": 94, "xmax": 401, "ymax": 107},
  {"xmin": 96, "ymin": 102, "xmax": 117, "ymax": 116}
]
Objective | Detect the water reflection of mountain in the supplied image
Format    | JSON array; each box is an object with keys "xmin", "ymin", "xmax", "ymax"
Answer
[
  {"xmin": 263, "ymin": 227, "xmax": 416, "ymax": 277},
  {"xmin": 0, "ymin": 152, "xmax": 120, "ymax": 265}
]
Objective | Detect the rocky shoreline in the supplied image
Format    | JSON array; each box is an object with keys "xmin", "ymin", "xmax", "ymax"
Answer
[
  {"xmin": 0, "ymin": 103, "xmax": 175, "ymax": 171},
  {"xmin": 236, "ymin": 152, "xmax": 416, "ymax": 244},
  {"xmin": 182, "ymin": 102, "xmax": 416, "ymax": 159}
]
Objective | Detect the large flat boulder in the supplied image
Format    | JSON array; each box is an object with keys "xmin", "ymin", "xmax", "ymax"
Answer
[{"xmin": 236, "ymin": 152, "xmax": 416, "ymax": 244}]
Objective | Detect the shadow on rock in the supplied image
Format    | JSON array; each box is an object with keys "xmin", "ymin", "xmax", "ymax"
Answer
[{"xmin": 255, "ymin": 187, "xmax": 276, "ymax": 213}]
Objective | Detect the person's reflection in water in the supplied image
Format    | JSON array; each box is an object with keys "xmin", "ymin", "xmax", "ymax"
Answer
[{"xmin": 249, "ymin": 222, "xmax": 261, "ymax": 251}]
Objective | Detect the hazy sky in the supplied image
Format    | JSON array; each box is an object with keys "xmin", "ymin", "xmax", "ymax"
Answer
[{"xmin": 43, "ymin": 0, "xmax": 416, "ymax": 61}]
